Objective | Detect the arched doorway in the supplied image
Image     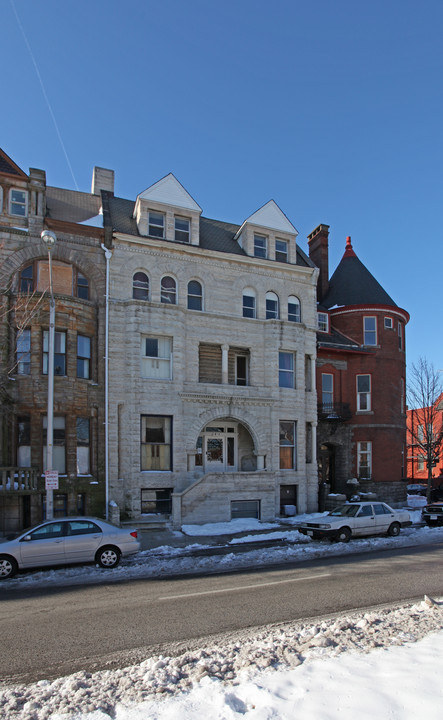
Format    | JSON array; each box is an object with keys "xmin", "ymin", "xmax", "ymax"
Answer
[{"xmin": 195, "ymin": 419, "xmax": 255, "ymax": 472}]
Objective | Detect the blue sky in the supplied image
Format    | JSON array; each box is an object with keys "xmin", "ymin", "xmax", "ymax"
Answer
[{"xmin": 1, "ymin": 0, "xmax": 442, "ymax": 372}]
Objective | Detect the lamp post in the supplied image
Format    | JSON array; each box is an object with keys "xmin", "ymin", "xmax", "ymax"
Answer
[{"xmin": 41, "ymin": 230, "xmax": 57, "ymax": 520}]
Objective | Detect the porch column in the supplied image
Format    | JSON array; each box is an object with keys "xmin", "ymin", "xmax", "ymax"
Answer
[
  {"xmin": 187, "ymin": 453, "xmax": 196, "ymax": 472},
  {"xmin": 221, "ymin": 344, "xmax": 229, "ymax": 384},
  {"xmin": 312, "ymin": 424, "xmax": 317, "ymax": 464},
  {"xmin": 256, "ymin": 454, "xmax": 265, "ymax": 470}
]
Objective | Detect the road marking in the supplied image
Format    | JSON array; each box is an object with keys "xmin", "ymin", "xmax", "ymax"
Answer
[{"xmin": 159, "ymin": 573, "xmax": 331, "ymax": 601}]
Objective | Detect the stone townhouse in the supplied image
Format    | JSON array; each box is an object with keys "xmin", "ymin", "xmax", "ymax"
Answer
[
  {"xmin": 0, "ymin": 148, "xmax": 107, "ymax": 533},
  {"xmin": 101, "ymin": 173, "xmax": 319, "ymax": 527}
]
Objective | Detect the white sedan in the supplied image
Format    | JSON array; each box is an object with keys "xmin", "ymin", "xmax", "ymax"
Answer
[{"xmin": 297, "ymin": 501, "xmax": 411, "ymax": 542}]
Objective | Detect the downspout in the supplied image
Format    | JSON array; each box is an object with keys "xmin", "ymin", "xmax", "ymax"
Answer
[{"xmin": 101, "ymin": 244, "xmax": 113, "ymax": 519}]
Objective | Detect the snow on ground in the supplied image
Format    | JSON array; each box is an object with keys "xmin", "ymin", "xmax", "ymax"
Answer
[
  {"xmin": 2, "ymin": 509, "xmax": 443, "ymax": 719},
  {"xmin": 2, "ymin": 509, "xmax": 443, "ymax": 592},
  {"xmin": 2, "ymin": 597, "xmax": 443, "ymax": 719}
]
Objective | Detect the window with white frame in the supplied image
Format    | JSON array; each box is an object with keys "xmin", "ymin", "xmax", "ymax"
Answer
[
  {"xmin": 363, "ymin": 316, "xmax": 377, "ymax": 345},
  {"xmin": 148, "ymin": 211, "xmax": 165, "ymax": 238},
  {"xmin": 417, "ymin": 454, "xmax": 425, "ymax": 471},
  {"xmin": 384, "ymin": 317, "xmax": 393, "ymax": 329},
  {"xmin": 356, "ymin": 374, "xmax": 371, "ymax": 411},
  {"xmin": 242, "ymin": 288, "xmax": 256, "ymax": 318},
  {"xmin": 141, "ymin": 415, "xmax": 172, "ymax": 471},
  {"xmin": 266, "ymin": 291, "xmax": 279, "ymax": 319},
  {"xmin": 161, "ymin": 276, "xmax": 177, "ymax": 304},
  {"xmin": 357, "ymin": 441, "xmax": 372, "ymax": 479},
  {"xmin": 288, "ymin": 296, "xmax": 301, "ymax": 323},
  {"xmin": 141, "ymin": 336, "xmax": 172, "ymax": 379},
  {"xmin": 43, "ymin": 330, "xmax": 66, "ymax": 376},
  {"xmin": 77, "ymin": 335, "xmax": 91, "ymax": 379},
  {"xmin": 16, "ymin": 328, "xmax": 31, "ymax": 375},
  {"xmin": 275, "ymin": 239, "xmax": 288, "ymax": 263},
  {"xmin": 175, "ymin": 216, "xmax": 190, "ymax": 243},
  {"xmin": 279, "ymin": 351, "xmax": 295, "ymax": 388},
  {"xmin": 9, "ymin": 189, "xmax": 27, "ymax": 216},
  {"xmin": 279, "ymin": 421, "xmax": 297, "ymax": 469},
  {"xmin": 254, "ymin": 234, "xmax": 267, "ymax": 258},
  {"xmin": 133, "ymin": 272, "xmax": 149, "ymax": 300},
  {"xmin": 322, "ymin": 373, "xmax": 333, "ymax": 410},
  {"xmin": 43, "ymin": 416, "xmax": 66, "ymax": 473},
  {"xmin": 76, "ymin": 418, "xmax": 90, "ymax": 474},
  {"xmin": 188, "ymin": 280, "xmax": 203, "ymax": 310},
  {"xmin": 317, "ymin": 312, "xmax": 328, "ymax": 332}
]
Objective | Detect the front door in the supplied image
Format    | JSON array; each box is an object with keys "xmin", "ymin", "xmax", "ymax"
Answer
[{"xmin": 203, "ymin": 425, "xmax": 237, "ymax": 472}]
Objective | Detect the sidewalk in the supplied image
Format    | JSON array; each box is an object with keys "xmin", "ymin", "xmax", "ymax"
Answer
[{"xmin": 138, "ymin": 520, "xmax": 301, "ymax": 555}]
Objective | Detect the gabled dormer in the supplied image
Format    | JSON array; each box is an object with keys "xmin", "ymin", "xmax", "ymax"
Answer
[
  {"xmin": 234, "ymin": 200, "xmax": 298, "ymax": 263},
  {"xmin": 0, "ymin": 148, "xmax": 46, "ymax": 229},
  {"xmin": 134, "ymin": 173, "xmax": 202, "ymax": 245}
]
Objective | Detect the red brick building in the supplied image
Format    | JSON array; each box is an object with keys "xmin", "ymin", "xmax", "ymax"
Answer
[
  {"xmin": 308, "ymin": 225, "xmax": 409, "ymax": 506},
  {"xmin": 407, "ymin": 393, "xmax": 443, "ymax": 486}
]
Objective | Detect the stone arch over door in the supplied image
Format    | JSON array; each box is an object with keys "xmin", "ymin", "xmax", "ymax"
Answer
[{"xmin": 186, "ymin": 405, "xmax": 265, "ymax": 458}]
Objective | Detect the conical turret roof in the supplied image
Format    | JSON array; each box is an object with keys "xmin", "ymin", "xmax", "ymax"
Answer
[{"xmin": 320, "ymin": 237, "xmax": 396, "ymax": 309}]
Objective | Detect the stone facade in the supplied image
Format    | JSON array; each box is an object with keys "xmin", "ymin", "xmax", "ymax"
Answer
[
  {"xmin": 0, "ymin": 149, "xmax": 107, "ymax": 533},
  {"xmin": 104, "ymin": 176, "xmax": 319, "ymax": 526}
]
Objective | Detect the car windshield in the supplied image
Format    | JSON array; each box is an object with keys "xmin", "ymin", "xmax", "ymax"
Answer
[{"xmin": 329, "ymin": 504, "xmax": 360, "ymax": 517}]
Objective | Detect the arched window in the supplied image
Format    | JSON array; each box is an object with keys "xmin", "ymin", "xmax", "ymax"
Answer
[
  {"xmin": 188, "ymin": 280, "xmax": 202, "ymax": 311},
  {"xmin": 77, "ymin": 272, "xmax": 89, "ymax": 300},
  {"xmin": 266, "ymin": 291, "xmax": 279, "ymax": 319},
  {"xmin": 288, "ymin": 296, "xmax": 301, "ymax": 323},
  {"xmin": 242, "ymin": 288, "xmax": 256, "ymax": 318},
  {"xmin": 133, "ymin": 272, "xmax": 149, "ymax": 300},
  {"xmin": 161, "ymin": 276, "xmax": 177, "ymax": 305},
  {"xmin": 20, "ymin": 264, "xmax": 34, "ymax": 293}
]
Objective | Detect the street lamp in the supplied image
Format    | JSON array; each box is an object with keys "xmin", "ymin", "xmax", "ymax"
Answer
[{"xmin": 41, "ymin": 230, "xmax": 57, "ymax": 520}]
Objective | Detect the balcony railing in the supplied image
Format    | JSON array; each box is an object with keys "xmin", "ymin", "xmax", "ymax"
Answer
[
  {"xmin": 0, "ymin": 467, "xmax": 39, "ymax": 493},
  {"xmin": 318, "ymin": 402, "xmax": 352, "ymax": 422}
]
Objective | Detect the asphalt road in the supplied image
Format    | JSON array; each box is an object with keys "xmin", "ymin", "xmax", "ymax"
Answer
[{"xmin": 1, "ymin": 540, "xmax": 443, "ymax": 684}]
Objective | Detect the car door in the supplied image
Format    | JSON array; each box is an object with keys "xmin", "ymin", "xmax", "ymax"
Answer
[
  {"xmin": 19, "ymin": 521, "xmax": 66, "ymax": 567},
  {"xmin": 64, "ymin": 520, "xmax": 103, "ymax": 562},
  {"xmin": 373, "ymin": 503, "xmax": 395, "ymax": 533},
  {"xmin": 354, "ymin": 504, "xmax": 376, "ymax": 536}
]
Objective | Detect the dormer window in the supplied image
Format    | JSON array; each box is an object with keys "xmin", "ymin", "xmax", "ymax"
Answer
[
  {"xmin": 175, "ymin": 216, "xmax": 190, "ymax": 243},
  {"xmin": 275, "ymin": 239, "xmax": 288, "ymax": 263},
  {"xmin": 148, "ymin": 212, "xmax": 165, "ymax": 238},
  {"xmin": 9, "ymin": 189, "xmax": 27, "ymax": 217},
  {"xmin": 254, "ymin": 234, "xmax": 267, "ymax": 258},
  {"xmin": 318, "ymin": 312, "xmax": 329, "ymax": 332}
]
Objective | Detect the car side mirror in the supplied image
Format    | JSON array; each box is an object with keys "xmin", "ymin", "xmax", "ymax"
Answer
[{"xmin": 21, "ymin": 535, "xmax": 32, "ymax": 542}]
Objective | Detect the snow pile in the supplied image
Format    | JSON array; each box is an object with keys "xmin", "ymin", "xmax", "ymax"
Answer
[{"xmin": 1, "ymin": 597, "xmax": 442, "ymax": 719}]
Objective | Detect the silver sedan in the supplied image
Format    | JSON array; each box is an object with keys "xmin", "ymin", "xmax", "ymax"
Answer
[{"xmin": 0, "ymin": 517, "xmax": 140, "ymax": 579}]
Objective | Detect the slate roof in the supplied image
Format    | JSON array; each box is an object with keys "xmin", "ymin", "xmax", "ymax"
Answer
[
  {"xmin": 317, "ymin": 326, "xmax": 368, "ymax": 352},
  {"xmin": 0, "ymin": 149, "xmax": 26, "ymax": 177},
  {"xmin": 320, "ymin": 237, "xmax": 396, "ymax": 308},
  {"xmin": 103, "ymin": 193, "xmax": 313, "ymax": 266}
]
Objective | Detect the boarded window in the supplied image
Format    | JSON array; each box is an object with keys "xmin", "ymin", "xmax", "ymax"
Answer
[{"xmin": 199, "ymin": 344, "xmax": 222, "ymax": 383}]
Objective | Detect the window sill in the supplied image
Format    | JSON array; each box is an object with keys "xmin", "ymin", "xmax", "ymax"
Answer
[{"xmin": 356, "ymin": 410, "xmax": 374, "ymax": 415}]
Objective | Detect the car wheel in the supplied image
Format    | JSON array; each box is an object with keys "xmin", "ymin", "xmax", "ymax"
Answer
[
  {"xmin": 388, "ymin": 522, "xmax": 401, "ymax": 537},
  {"xmin": 336, "ymin": 527, "xmax": 351, "ymax": 543},
  {"xmin": 0, "ymin": 555, "xmax": 18, "ymax": 579},
  {"xmin": 96, "ymin": 546, "xmax": 121, "ymax": 569}
]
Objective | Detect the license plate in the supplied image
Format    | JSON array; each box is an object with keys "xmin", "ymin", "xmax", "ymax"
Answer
[
  {"xmin": 430, "ymin": 515, "xmax": 438, "ymax": 520},
  {"xmin": 307, "ymin": 530, "xmax": 313, "ymax": 536}
]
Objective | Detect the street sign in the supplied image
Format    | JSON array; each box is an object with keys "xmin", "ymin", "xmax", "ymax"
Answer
[{"xmin": 45, "ymin": 470, "xmax": 59, "ymax": 490}]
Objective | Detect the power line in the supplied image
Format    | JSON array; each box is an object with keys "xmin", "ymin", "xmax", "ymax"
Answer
[{"xmin": 10, "ymin": 0, "xmax": 79, "ymax": 190}]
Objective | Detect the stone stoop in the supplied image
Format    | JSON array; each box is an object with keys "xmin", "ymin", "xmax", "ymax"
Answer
[{"xmin": 121, "ymin": 516, "xmax": 171, "ymax": 530}]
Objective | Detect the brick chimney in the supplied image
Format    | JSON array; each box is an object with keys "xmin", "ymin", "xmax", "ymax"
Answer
[{"xmin": 308, "ymin": 224, "xmax": 329, "ymax": 301}]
